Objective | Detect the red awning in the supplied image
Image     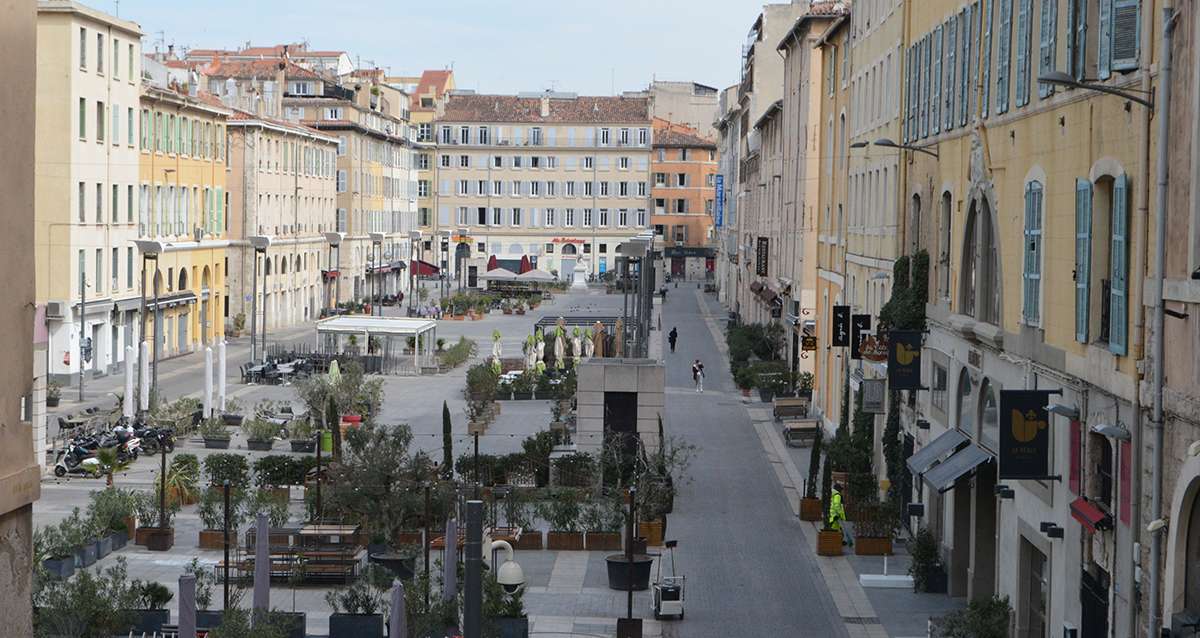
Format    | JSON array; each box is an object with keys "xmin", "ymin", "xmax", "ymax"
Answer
[
  {"xmin": 321, "ymin": 269, "xmax": 340, "ymax": 281},
  {"xmin": 1070, "ymin": 497, "xmax": 1112, "ymax": 533},
  {"xmin": 487, "ymin": 255, "xmax": 498, "ymax": 271},
  {"xmin": 519, "ymin": 255, "xmax": 531, "ymax": 274},
  {"xmin": 410, "ymin": 260, "xmax": 440, "ymax": 276}
]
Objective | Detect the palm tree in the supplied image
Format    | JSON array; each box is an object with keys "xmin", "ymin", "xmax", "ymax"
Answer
[{"xmin": 94, "ymin": 447, "xmax": 129, "ymax": 486}]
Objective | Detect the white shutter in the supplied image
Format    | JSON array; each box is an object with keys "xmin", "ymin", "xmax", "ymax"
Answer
[{"xmin": 1110, "ymin": 0, "xmax": 1140, "ymax": 71}]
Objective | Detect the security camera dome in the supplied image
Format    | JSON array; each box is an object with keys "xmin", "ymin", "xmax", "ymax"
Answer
[{"xmin": 497, "ymin": 560, "xmax": 525, "ymax": 593}]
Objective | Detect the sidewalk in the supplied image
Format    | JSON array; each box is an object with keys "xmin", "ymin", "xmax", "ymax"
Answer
[{"xmin": 695, "ymin": 289, "xmax": 964, "ymax": 638}]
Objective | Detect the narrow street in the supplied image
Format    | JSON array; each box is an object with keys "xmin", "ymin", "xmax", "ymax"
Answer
[{"xmin": 661, "ymin": 286, "xmax": 846, "ymax": 637}]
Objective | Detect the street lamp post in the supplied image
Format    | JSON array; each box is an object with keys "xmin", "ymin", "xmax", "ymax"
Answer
[
  {"xmin": 456, "ymin": 227, "xmax": 469, "ymax": 292},
  {"xmin": 408, "ymin": 230, "xmax": 422, "ymax": 316},
  {"xmin": 249, "ymin": 236, "xmax": 272, "ymax": 363},
  {"xmin": 438, "ymin": 230, "xmax": 451, "ymax": 302},
  {"xmin": 132, "ymin": 241, "xmax": 165, "ymax": 410},
  {"xmin": 78, "ymin": 265, "xmax": 86, "ymax": 403},
  {"xmin": 324, "ymin": 232, "xmax": 345, "ymax": 314},
  {"xmin": 369, "ymin": 232, "xmax": 385, "ymax": 316}
]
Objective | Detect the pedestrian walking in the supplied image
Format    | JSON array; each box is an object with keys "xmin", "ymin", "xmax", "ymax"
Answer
[
  {"xmin": 830, "ymin": 482, "xmax": 851, "ymax": 546},
  {"xmin": 668, "ymin": 327, "xmax": 678, "ymax": 353},
  {"xmin": 691, "ymin": 359, "xmax": 705, "ymax": 392}
]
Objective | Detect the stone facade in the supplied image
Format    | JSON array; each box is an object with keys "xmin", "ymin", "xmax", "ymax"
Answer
[{"xmin": 575, "ymin": 359, "xmax": 666, "ymax": 457}]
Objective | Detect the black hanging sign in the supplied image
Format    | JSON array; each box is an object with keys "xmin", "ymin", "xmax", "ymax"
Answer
[
  {"xmin": 998, "ymin": 390, "xmax": 1059, "ymax": 480},
  {"xmin": 887, "ymin": 331, "xmax": 924, "ymax": 390},
  {"xmin": 801, "ymin": 335, "xmax": 817, "ymax": 352},
  {"xmin": 755, "ymin": 237, "xmax": 770, "ymax": 277},
  {"xmin": 850, "ymin": 314, "xmax": 871, "ymax": 360},
  {"xmin": 832, "ymin": 305, "xmax": 850, "ymax": 347}
]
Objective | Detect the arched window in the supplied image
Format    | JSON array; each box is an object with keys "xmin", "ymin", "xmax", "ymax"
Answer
[
  {"xmin": 177, "ymin": 268, "xmax": 187, "ymax": 291},
  {"xmin": 960, "ymin": 197, "xmax": 1000, "ymax": 324},
  {"xmin": 956, "ymin": 371, "xmax": 974, "ymax": 434}
]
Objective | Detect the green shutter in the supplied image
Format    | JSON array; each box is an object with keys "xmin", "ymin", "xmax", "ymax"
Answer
[
  {"xmin": 1111, "ymin": 0, "xmax": 1140, "ymax": 71},
  {"xmin": 1039, "ymin": 0, "xmax": 1058, "ymax": 99},
  {"xmin": 215, "ymin": 187, "xmax": 223, "ymax": 234},
  {"xmin": 1075, "ymin": 179, "xmax": 1092, "ymax": 342},
  {"xmin": 1110, "ymin": 173, "xmax": 1129, "ymax": 355},
  {"xmin": 1024, "ymin": 184, "xmax": 1035, "ymax": 323},
  {"xmin": 1016, "ymin": 0, "xmax": 1032, "ymax": 106},
  {"xmin": 903, "ymin": 47, "xmax": 912, "ymax": 143},
  {"xmin": 1023, "ymin": 182, "xmax": 1044, "ymax": 324},
  {"xmin": 982, "ymin": 0, "xmax": 993, "ymax": 118},
  {"xmin": 1074, "ymin": 0, "xmax": 1088, "ymax": 78},
  {"xmin": 997, "ymin": 0, "xmax": 1013, "ymax": 113},
  {"xmin": 1098, "ymin": 0, "xmax": 1113, "ymax": 79},
  {"xmin": 921, "ymin": 37, "xmax": 930, "ymax": 138}
]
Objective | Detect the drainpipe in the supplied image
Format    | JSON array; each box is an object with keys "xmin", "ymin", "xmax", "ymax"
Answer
[{"xmin": 1148, "ymin": 2, "xmax": 1176, "ymax": 637}]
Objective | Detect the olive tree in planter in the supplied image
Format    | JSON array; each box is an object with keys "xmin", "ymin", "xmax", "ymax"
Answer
[
  {"xmin": 288, "ymin": 417, "xmax": 315, "ymax": 452},
  {"xmin": 243, "ymin": 417, "xmax": 280, "ymax": 451},
  {"xmin": 582, "ymin": 491, "xmax": 624, "ymax": 551},
  {"xmin": 324, "ymin": 568, "xmax": 387, "ymax": 638},
  {"xmin": 200, "ymin": 417, "xmax": 232, "ymax": 449},
  {"xmin": 204, "ymin": 453, "xmax": 251, "ymax": 493},
  {"xmin": 36, "ymin": 525, "xmax": 77, "ymax": 579},
  {"xmin": 197, "ymin": 487, "xmax": 245, "ymax": 550},
  {"xmin": 87, "ymin": 487, "xmax": 137, "ymax": 551},
  {"xmin": 221, "ymin": 397, "xmax": 245, "ymax": 426},
  {"xmin": 33, "ymin": 556, "xmax": 138, "ymax": 638},
  {"xmin": 46, "ymin": 381, "xmax": 62, "ymax": 407},
  {"xmin": 538, "ymin": 488, "xmax": 584, "ymax": 550},
  {"xmin": 126, "ymin": 580, "xmax": 173, "ymax": 635}
]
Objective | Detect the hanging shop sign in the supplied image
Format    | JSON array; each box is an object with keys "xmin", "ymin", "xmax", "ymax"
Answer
[
  {"xmin": 998, "ymin": 389, "xmax": 1060, "ymax": 480},
  {"xmin": 801, "ymin": 335, "xmax": 818, "ymax": 352},
  {"xmin": 714, "ymin": 174, "xmax": 725, "ymax": 228},
  {"xmin": 859, "ymin": 333, "xmax": 889, "ymax": 363},
  {"xmin": 832, "ymin": 305, "xmax": 850, "ymax": 347},
  {"xmin": 887, "ymin": 331, "xmax": 924, "ymax": 390},
  {"xmin": 850, "ymin": 314, "xmax": 872, "ymax": 360},
  {"xmin": 862, "ymin": 379, "xmax": 886, "ymax": 414},
  {"xmin": 755, "ymin": 237, "xmax": 770, "ymax": 276}
]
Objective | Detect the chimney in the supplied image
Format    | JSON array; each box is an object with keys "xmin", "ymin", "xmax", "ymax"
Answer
[
  {"xmin": 540, "ymin": 93, "xmax": 550, "ymax": 118},
  {"xmin": 167, "ymin": 43, "xmax": 175, "ymax": 59},
  {"xmin": 275, "ymin": 61, "xmax": 286, "ymax": 116}
]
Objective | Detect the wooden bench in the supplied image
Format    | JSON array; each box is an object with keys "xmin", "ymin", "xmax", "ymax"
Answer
[
  {"xmin": 773, "ymin": 397, "xmax": 810, "ymax": 421},
  {"xmin": 781, "ymin": 419, "xmax": 820, "ymax": 447}
]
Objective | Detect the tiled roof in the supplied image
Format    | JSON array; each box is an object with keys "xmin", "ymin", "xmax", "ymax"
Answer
[
  {"xmin": 442, "ymin": 94, "xmax": 650, "ymax": 124},
  {"xmin": 203, "ymin": 58, "xmax": 322, "ymax": 81},
  {"xmin": 412, "ymin": 70, "xmax": 453, "ymax": 112},
  {"xmin": 776, "ymin": 1, "xmax": 851, "ymax": 51},
  {"xmin": 653, "ymin": 128, "xmax": 716, "ymax": 149},
  {"xmin": 228, "ymin": 108, "xmax": 337, "ymax": 141}
]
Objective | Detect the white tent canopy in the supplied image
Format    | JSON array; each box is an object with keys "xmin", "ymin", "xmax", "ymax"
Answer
[
  {"xmin": 480, "ymin": 267, "xmax": 520, "ymax": 281},
  {"xmin": 315, "ymin": 316, "xmax": 439, "ymax": 373},
  {"xmin": 517, "ymin": 269, "xmax": 555, "ymax": 282}
]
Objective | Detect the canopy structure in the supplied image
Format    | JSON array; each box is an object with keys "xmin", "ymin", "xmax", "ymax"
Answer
[
  {"xmin": 316, "ymin": 316, "xmax": 439, "ymax": 374},
  {"xmin": 517, "ymin": 269, "xmax": 555, "ymax": 282},
  {"xmin": 480, "ymin": 267, "xmax": 520, "ymax": 282},
  {"xmin": 411, "ymin": 260, "xmax": 440, "ymax": 276}
]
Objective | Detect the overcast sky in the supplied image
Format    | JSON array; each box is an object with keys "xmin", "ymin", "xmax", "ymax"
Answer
[{"xmin": 108, "ymin": 0, "xmax": 770, "ymax": 95}]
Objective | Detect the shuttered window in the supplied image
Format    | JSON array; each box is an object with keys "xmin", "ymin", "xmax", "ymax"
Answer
[
  {"xmin": 1075, "ymin": 178, "xmax": 1092, "ymax": 342},
  {"xmin": 932, "ymin": 26, "xmax": 943, "ymax": 134},
  {"xmin": 996, "ymin": 0, "xmax": 1013, "ymax": 113},
  {"xmin": 1109, "ymin": 173, "xmax": 1129, "ymax": 355},
  {"xmin": 1038, "ymin": 0, "xmax": 1058, "ymax": 98},
  {"xmin": 1015, "ymin": 0, "xmax": 1033, "ymax": 107},
  {"xmin": 1111, "ymin": 0, "xmax": 1140, "ymax": 71},
  {"xmin": 921, "ymin": 37, "xmax": 930, "ymax": 139},
  {"xmin": 1023, "ymin": 181, "xmax": 1044, "ymax": 325},
  {"xmin": 1098, "ymin": 0, "xmax": 1112, "ymax": 78},
  {"xmin": 946, "ymin": 16, "xmax": 957, "ymax": 131},
  {"xmin": 1067, "ymin": 0, "xmax": 1088, "ymax": 80},
  {"xmin": 960, "ymin": 6, "xmax": 971, "ymax": 126},
  {"xmin": 906, "ymin": 48, "xmax": 917, "ymax": 142},
  {"xmin": 982, "ymin": 0, "xmax": 993, "ymax": 118}
]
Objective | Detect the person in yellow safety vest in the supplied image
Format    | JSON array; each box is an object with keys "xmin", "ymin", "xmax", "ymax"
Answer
[{"xmin": 829, "ymin": 482, "xmax": 852, "ymax": 546}]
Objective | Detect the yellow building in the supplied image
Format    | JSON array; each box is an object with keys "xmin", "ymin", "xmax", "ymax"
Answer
[
  {"xmin": 138, "ymin": 83, "xmax": 231, "ymax": 356},
  {"xmin": 398, "ymin": 70, "xmax": 455, "ymax": 235}
]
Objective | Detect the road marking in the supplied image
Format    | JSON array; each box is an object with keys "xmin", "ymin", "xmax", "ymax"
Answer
[{"xmin": 546, "ymin": 550, "xmax": 588, "ymax": 592}]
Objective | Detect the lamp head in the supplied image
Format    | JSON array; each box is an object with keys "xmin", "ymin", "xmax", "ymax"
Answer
[
  {"xmin": 1037, "ymin": 71, "xmax": 1078, "ymax": 89},
  {"xmin": 873, "ymin": 138, "xmax": 899, "ymax": 149},
  {"xmin": 849, "ymin": 141, "xmax": 869, "ymax": 149},
  {"xmin": 323, "ymin": 231, "xmax": 345, "ymax": 247},
  {"xmin": 1046, "ymin": 402, "xmax": 1080, "ymax": 421},
  {"xmin": 249, "ymin": 235, "xmax": 273, "ymax": 251},
  {"xmin": 132, "ymin": 239, "xmax": 166, "ymax": 258},
  {"xmin": 1090, "ymin": 423, "xmax": 1131, "ymax": 441},
  {"xmin": 369, "ymin": 232, "xmax": 385, "ymax": 243}
]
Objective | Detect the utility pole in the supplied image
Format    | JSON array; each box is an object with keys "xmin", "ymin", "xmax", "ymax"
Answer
[{"xmin": 463, "ymin": 500, "xmax": 482, "ymax": 638}]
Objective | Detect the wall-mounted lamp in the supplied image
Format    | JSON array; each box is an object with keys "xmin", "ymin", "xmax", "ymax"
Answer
[
  {"xmin": 873, "ymin": 137, "xmax": 939, "ymax": 159},
  {"xmin": 1046, "ymin": 525, "xmax": 1064, "ymax": 539},
  {"xmin": 1090, "ymin": 423, "xmax": 1131, "ymax": 441},
  {"xmin": 1037, "ymin": 71, "xmax": 1155, "ymax": 109},
  {"xmin": 849, "ymin": 141, "xmax": 869, "ymax": 149},
  {"xmin": 1046, "ymin": 402, "xmax": 1080, "ymax": 420},
  {"xmin": 1147, "ymin": 518, "xmax": 1169, "ymax": 534},
  {"xmin": 916, "ymin": 419, "xmax": 930, "ymax": 430}
]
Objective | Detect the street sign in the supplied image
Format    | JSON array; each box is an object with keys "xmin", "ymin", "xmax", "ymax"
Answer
[
  {"xmin": 714, "ymin": 174, "xmax": 725, "ymax": 228},
  {"xmin": 862, "ymin": 379, "xmax": 886, "ymax": 414},
  {"xmin": 801, "ymin": 335, "xmax": 817, "ymax": 352},
  {"xmin": 755, "ymin": 237, "xmax": 769, "ymax": 276},
  {"xmin": 832, "ymin": 305, "xmax": 850, "ymax": 347},
  {"xmin": 887, "ymin": 331, "xmax": 924, "ymax": 390},
  {"xmin": 850, "ymin": 314, "xmax": 871, "ymax": 360},
  {"xmin": 998, "ymin": 390, "xmax": 1058, "ymax": 480}
]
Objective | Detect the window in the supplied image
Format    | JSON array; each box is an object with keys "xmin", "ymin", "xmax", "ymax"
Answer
[
  {"xmin": 546, "ymin": 181, "xmax": 557, "ymax": 196},
  {"xmin": 530, "ymin": 127, "xmax": 542, "ymax": 145},
  {"xmin": 417, "ymin": 153, "xmax": 430, "ymax": 170},
  {"xmin": 511, "ymin": 180, "xmax": 521, "ymax": 196},
  {"xmin": 440, "ymin": 126, "xmax": 452, "ymax": 144},
  {"xmin": 1038, "ymin": 0, "xmax": 1059, "ymax": 99},
  {"xmin": 582, "ymin": 208, "xmax": 593, "ymax": 226},
  {"xmin": 418, "ymin": 123, "xmax": 432, "ymax": 142},
  {"xmin": 956, "ymin": 371, "xmax": 974, "ymax": 433},
  {"xmin": 110, "ymin": 103, "xmax": 119, "ymax": 146},
  {"xmin": 931, "ymin": 363, "xmax": 949, "ymax": 412},
  {"xmin": 677, "ymin": 173, "xmax": 687, "ymax": 187},
  {"xmin": 980, "ymin": 379, "xmax": 999, "ymax": 446},
  {"xmin": 657, "ymin": 149, "xmax": 666, "ymax": 162},
  {"xmin": 566, "ymin": 181, "xmax": 576, "ymax": 197},
  {"xmin": 127, "ymin": 43, "xmax": 134, "ymax": 80},
  {"xmin": 531, "ymin": 156, "xmax": 541, "ymax": 169},
  {"xmin": 493, "ymin": 180, "xmax": 503, "ymax": 195},
  {"xmin": 478, "ymin": 126, "xmax": 490, "ymax": 144},
  {"xmin": 1023, "ymin": 181, "xmax": 1044, "ymax": 325},
  {"xmin": 94, "ymin": 249, "xmax": 103, "ymax": 294},
  {"xmin": 493, "ymin": 155, "xmax": 503, "ymax": 168},
  {"xmin": 126, "ymin": 107, "xmax": 134, "ymax": 146},
  {"xmin": 598, "ymin": 209, "xmax": 609, "ymax": 227},
  {"xmin": 599, "ymin": 128, "xmax": 610, "ymax": 146},
  {"xmin": 940, "ymin": 192, "xmax": 953, "ymax": 299},
  {"xmin": 1020, "ymin": 539, "xmax": 1049, "ymax": 638},
  {"xmin": 512, "ymin": 208, "xmax": 522, "ymax": 226},
  {"xmin": 584, "ymin": 182, "xmax": 593, "ymax": 197},
  {"xmin": 96, "ymin": 33, "xmax": 104, "ymax": 74},
  {"xmin": 79, "ymin": 27, "xmax": 88, "ymax": 69},
  {"xmin": 95, "ymin": 183, "xmax": 103, "ymax": 222},
  {"xmin": 111, "ymin": 247, "xmax": 119, "ymax": 290},
  {"xmin": 78, "ymin": 98, "xmax": 87, "ymax": 139},
  {"xmin": 584, "ymin": 156, "xmax": 594, "ymax": 169},
  {"xmin": 636, "ymin": 208, "xmax": 646, "ymax": 226},
  {"xmin": 637, "ymin": 182, "xmax": 647, "ymax": 197},
  {"xmin": 78, "ymin": 182, "xmax": 86, "ymax": 222},
  {"xmin": 617, "ymin": 182, "xmax": 628, "ymax": 197},
  {"xmin": 1101, "ymin": 0, "xmax": 1143, "ymax": 77},
  {"xmin": 457, "ymin": 207, "xmax": 468, "ymax": 225},
  {"xmin": 618, "ymin": 209, "xmax": 629, "ymax": 226},
  {"xmin": 599, "ymin": 182, "xmax": 609, "ymax": 197},
  {"xmin": 675, "ymin": 199, "xmax": 687, "ymax": 214},
  {"xmin": 126, "ymin": 247, "xmax": 133, "ymax": 288},
  {"xmin": 530, "ymin": 181, "xmax": 540, "ymax": 197},
  {"xmin": 961, "ymin": 199, "xmax": 999, "ymax": 323},
  {"xmin": 545, "ymin": 208, "xmax": 556, "ymax": 226},
  {"xmin": 681, "ymin": 148, "xmax": 690, "ymax": 161},
  {"xmin": 418, "ymin": 180, "xmax": 430, "ymax": 197},
  {"xmin": 513, "ymin": 156, "xmax": 523, "ymax": 169},
  {"xmin": 655, "ymin": 172, "xmax": 666, "ymax": 186},
  {"xmin": 459, "ymin": 155, "xmax": 470, "ymax": 168},
  {"xmin": 337, "ymin": 170, "xmax": 347, "ymax": 193},
  {"xmin": 459, "ymin": 126, "xmax": 470, "ymax": 144},
  {"xmin": 618, "ymin": 128, "xmax": 630, "ymax": 145},
  {"xmin": 545, "ymin": 242, "xmax": 555, "ymax": 253},
  {"xmin": 440, "ymin": 154, "xmax": 451, "ymax": 168},
  {"xmin": 583, "ymin": 243, "xmax": 592, "ymax": 254},
  {"xmin": 565, "ymin": 208, "xmax": 575, "ymax": 226},
  {"xmin": 492, "ymin": 208, "xmax": 502, "ymax": 226},
  {"xmin": 111, "ymin": 184, "xmax": 119, "ymax": 222},
  {"xmin": 478, "ymin": 180, "xmax": 488, "ymax": 195},
  {"xmin": 638, "ymin": 128, "xmax": 649, "ymax": 145},
  {"xmin": 1015, "ymin": 0, "xmax": 1034, "ymax": 107},
  {"xmin": 126, "ymin": 185, "xmax": 133, "ymax": 222}
]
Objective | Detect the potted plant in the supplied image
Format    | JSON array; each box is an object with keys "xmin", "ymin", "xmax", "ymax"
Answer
[
  {"xmin": 132, "ymin": 490, "xmax": 157, "ymax": 545},
  {"xmin": 196, "ymin": 487, "xmax": 241, "ymax": 550},
  {"xmin": 247, "ymin": 487, "xmax": 292, "ymax": 529},
  {"xmin": 36, "ymin": 525, "xmax": 76, "ymax": 579},
  {"xmin": 800, "ymin": 427, "xmax": 824, "ymax": 522},
  {"xmin": 583, "ymin": 493, "xmax": 624, "ymax": 551},
  {"xmin": 242, "ymin": 417, "xmax": 279, "ymax": 451},
  {"xmin": 816, "ymin": 457, "xmax": 843, "ymax": 556},
  {"xmin": 255, "ymin": 455, "xmax": 298, "ymax": 501},
  {"xmin": 185, "ymin": 558, "xmax": 224, "ymax": 629},
  {"xmin": 221, "ymin": 397, "xmax": 245, "ymax": 426},
  {"xmin": 909, "ymin": 527, "xmax": 948, "ymax": 593},
  {"xmin": 501, "ymin": 299, "xmax": 514, "ymax": 315},
  {"xmin": 552, "ymin": 452, "xmax": 596, "ymax": 488},
  {"xmin": 199, "ymin": 417, "xmax": 231, "ymax": 449},
  {"xmin": 538, "ymin": 488, "xmax": 584, "ymax": 550},
  {"xmin": 46, "ymin": 381, "xmax": 62, "ymax": 407},
  {"xmin": 164, "ymin": 454, "xmax": 201, "ymax": 507},
  {"xmin": 325, "ymin": 570, "xmax": 386, "ymax": 638},
  {"xmin": 87, "ymin": 487, "xmax": 137, "ymax": 551},
  {"xmin": 127, "ymin": 581, "xmax": 173, "ymax": 634},
  {"xmin": 484, "ymin": 575, "xmax": 530, "ymax": 638},
  {"xmin": 515, "ymin": 301, "xmax": 526, "ymax": 315},
  {"xmin": 797, "ymin": 371, "xmax": 815, "ymax": 399},
  {"xmin": 852, "ymin": 500, "xmax": 896, "ymax": 555},
  {"xmin": 511, "ymin": 372, "xmax": 535, "ymax": 401},
  {"xmin": 141, "ymin": 498, "xmax": 178, "ymax": 552},
  {"xmin": 733, "ymin": 366, "xmax": 755, "ymax": 398},
  {"xmin": 503, "ymin": 489, "xmax": 541, "ymax": 550},
  {"xmin": 203, "ymin": 453, "xmax": 251, "ymax": 492}
]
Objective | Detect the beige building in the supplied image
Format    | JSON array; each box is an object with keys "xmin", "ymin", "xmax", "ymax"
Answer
[
  {"xmin": 398, "ymin": 69, "xmax": 454, "ymax": 236},
  {"xmin": 225, "ymin": 109, "xmax": 340, "ymax": 330},
  {"xmin": 435, "ymin": 92, "xmax": 653, "ymax": 282},
  {"xmin": 35, "ymin": 0, "xmax": 144, "ymax": 389},
  {"xmin": 0, "ymin": 0, "xmax": 41, "ymax": 631},
  {"xmin": 627, "ymin": 80, "xmax": 720, "ymax": 139}
]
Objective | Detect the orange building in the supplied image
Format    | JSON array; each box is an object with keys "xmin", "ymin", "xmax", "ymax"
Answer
[{"xmin": 650, "ymin": 118, "xmax": 717, "ymax": 280}]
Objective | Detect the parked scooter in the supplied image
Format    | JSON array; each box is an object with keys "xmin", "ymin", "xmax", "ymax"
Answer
[{"xmin": 53, "ymin": 443, "xmax": 102, "ymax": 477}]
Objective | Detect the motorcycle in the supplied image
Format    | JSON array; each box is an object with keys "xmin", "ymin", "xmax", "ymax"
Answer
[{"xmin": 53, "ymin": 444, "xmax": 102, "ymax": 477}]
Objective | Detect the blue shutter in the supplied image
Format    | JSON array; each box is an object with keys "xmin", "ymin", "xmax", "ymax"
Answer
[
  {"xmin": 932, "ymin": 26, "xmax": 943, "ymax": 134},
  {"xmin": 1016, "ymin": 0, "xmax": 1031, "ymax": 106},
  {"xmin": 1098, "ymin": 0, "xmax": 1112, "ymax": 79},
  {"xmin": 1039, "ymin": 0, "xmax": 1058, "ymax": 98},
  {"xmin": 982, "ymin": 0, "xmax": 993, "ymax": 118},
  {"xmin": 1023, "ymin": 182, "xmax": 1043, "ymax": 324},
  {"xmin": 921, "ymin": 37, "xmax": 930, "ymax": 138},
  {"xmin": 1024, "ymin": 184, "xmax": 1035, "ymax": 323},
  {"xmin": 1066, "ymin": 0, "xmax": 1077, "ymax": 79},
  {"xmin": 968, "ymin": 2, "xmax": 979, "ymax": 120},
  {"xmin": 997, "ymin": 0, "xmax": 1013, "ymax": 113},
  {"xmin": 1075, "ymin": 178, "xmax": 1092, "ymax": 342},
  {"xmin": 1110, "ymin": 173, "xmax": 1129, "ymax": 355},
  {"xmin": 960, "ymin": 7, "xmax": 971, "ymax": 126},
  {"xmin": 1111, "ymin": 0, "xmax": 1140, "ymax": 71},
  {"xmin": 903, "ymin": 48, "xmax": 912, "ymax": 143},
  {"xmin": 946, "ymin": 16, "xmax": 957, "ymax": 131}
]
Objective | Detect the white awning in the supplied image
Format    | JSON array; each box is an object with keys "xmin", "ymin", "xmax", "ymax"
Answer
[
  {"xmin": 480, "ymin": 267, "xmax": 519, "ymax": 281},
  {"xmin": 315, "ymin": 316, "xmax": 437, "ymax": 337},
  {"xmin": 517, "ymin": 269, "xmax": 555, "ymax": 282}
]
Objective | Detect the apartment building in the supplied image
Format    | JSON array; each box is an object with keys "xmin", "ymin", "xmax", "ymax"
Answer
[
  {"xmin": 435, "ymin": 92, "xmax": 653, "ymax": 282},
  {"xmin": 35, "ymin": 0, "xmax": 143, "ymax": 389},
  {"xmin": 401, "ymin": 70, "xmax": 454, "ymax": 236},
  {"xmin": 650, "ymin": 118, "xmax": 717, "ymax": 280},
  {"xmin": 713, "ymin": 84, "xmax": 740, "ymax": 306},
  {"xmin": 627, "ymin": 80, "xmax": 720, "ymax": 139},
  {"xmin": 138, "ymin": 82, "xmax": 231, "ymax": 357},
  {"xmin": 225, "ymin": 109, "xmax": 340, "ymax": 328},
  {"xmin": 0, "ymin": 0, "xmax": 41, "ymax": 630},
  {"xmin": 186, "ymin": 42, "xmax": 354, "ymax": 79},
  {"xmin": 204, "ymin": 56, "xmax": 416, "ymax": 304}
]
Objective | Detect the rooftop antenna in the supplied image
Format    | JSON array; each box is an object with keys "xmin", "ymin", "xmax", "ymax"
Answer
[{"xmin": 113, "ymin": 0, "xmax": 119, "ymax": 17}]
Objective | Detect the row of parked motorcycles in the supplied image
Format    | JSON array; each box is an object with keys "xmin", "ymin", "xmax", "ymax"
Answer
[{"xmin": 53, "ymin": 410, "xmax": 176, "ymax": 478}]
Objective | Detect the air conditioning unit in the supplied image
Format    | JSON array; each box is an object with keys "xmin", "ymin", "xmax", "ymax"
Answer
[
  {"xmin": 46, "ymin": 301, "xmax": 67, "ymax": 319},
  {"xmin": 194, "ymin": 227, "xmax": 204, "ymax": 242}
]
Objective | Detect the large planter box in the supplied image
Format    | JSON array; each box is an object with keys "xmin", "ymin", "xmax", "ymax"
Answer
[
  {"xmin": 395, "ymin": 530, "xmax": 422, "ymax": 546},
  {"xmin": 198, "ymin": 529, "xmax": 226, "ymax": 550},
  {"xmin": 758, "ymin": 388, "xmax": 776, "ymax": 403},
  {"xmin": 637, "ymin": 520, "xmax": 664, "ymax": 547},
  {"xmin": 134, "ymin": 526, "xmax": 151, "ymax": 546},
  {"xmin": 799, "ymin": 497, "xmax": 823, "ymax": 522},
  {"xmin": 919, "ymin": 568, "xmax": 949, "ymax": 594},
  {"xmin": 222, "ymin": 414, "xmax": 244, "ymax": 426},
  {"xmin": 111, "ymin": 529, "xmax": 128, "ymax": 550},
  {"xmin": 497, "ymin": 616, "xmax": 530, "ymax": 638},
  {"xmin": 247, "ymin": 440, "xmax": 274, "ymax": 451},
  {"xmin": 74, "ymin": 543, "xmax": 97, "ymax": 568},
  {"xmin": 854, "ymin": 536, "xmax": 893, "ymax": 556},
  {"xmin": 204, "ymin": 437, "xmax": 231, "ymax": 449},
  {"xmin": 328, "ymin": 613, "xmax": 384, "ymax": 638},
  {"xmin": 546, "ymin": 531, "xmax": 584, "ymax": 551},
  {"xmin": 46, "ymin": 396, "xmax": 61, "ymax": 408},
  {"xmin": 290, "ymin": 439, "xmax": 315, "ymax": 453},
  {"xmin": 126, "ymin": 608, "xmax": 170, "ymax": 635},
  {"xmin": 816, "ymin": 530, "xmax": 844, "ymax": 556},
  {"xmin": 514, "ymin": 530, "xmax": 542, "ymax": 550},
  {"xmin": 196, "ymin": 610, "xmax": 224, "ymax": 630},
  {"xmin": 143, "ymin": 527, "xmax": 174, "ymax": 552},
  {"xmin": 43, "ymin": 556, "xmax": 75, "ymax": 579},
  {"xmin": 585, "ymin": 531, "xmax": 622, "ymax": 551},
  {"xmin": 605, "ymin": 554, "xmax": 653, "ymax": 591},
  {"xmin": 272, "ymin": 611, "xmax": 306, "ymax": 638},
  {"xmin": 95, "ymin": 535, "xmax": 113, "ymax": 559}
]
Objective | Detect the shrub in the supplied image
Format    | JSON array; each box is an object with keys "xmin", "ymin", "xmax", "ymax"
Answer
[
  {"xmin": 204, "ymin": 453, "xmax": 250, "ymax": 489},
  {"xmin": 198, "ymin": 487, "xmax": 240, "ymax": 531},
  {"xmin": 198, "ymin": 417, "xmax": 229, "ymax": 440},
  {"xmin": 133, "ymin": 581, "xmax": 173, "ymax": 609},
  {"xmin": 438, "ymin": 336, "xmax": 476, "ymax": 369},
  {"xmin": 908, "ymin": 527, "xmax": 944, "ymax": 592},
  {"xmin": 184, "ymin": 558, "xmax": 215, "ymax": 609},
  {"xmin": 87, "ymin": 488, "xmax": 137, "ymax": 535},
  {"xmin": 536, "ymin": 488, "xmax": 583, "ymax": 532},
  {"xmin": 33, "ymin": 557, "xmax": 138, "ymax": 637},
  {"xmin": 553, "ymin": 452, "xmax": 596, "ymax": 488},
  {"xmin": 247, "ymin": 489, "xmax": 290, "ymax": 528},
  {"xmin": 522, "ymin": 430, "xmax": 565, "ymax": 487},
  {"xmin": 936, "ymin": 595, "xmax": 1012, "ymax": 638},
  {"xmin": 242, "ymin": 417, "xmax": 280, "ymax": 443},
  {"xmin": 324, "ymin": 566, "xmax": 388, "ymax": 615},
  {"xmin": 254, "ymin": 455, "xmax": 298, "ymax": 487}
]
